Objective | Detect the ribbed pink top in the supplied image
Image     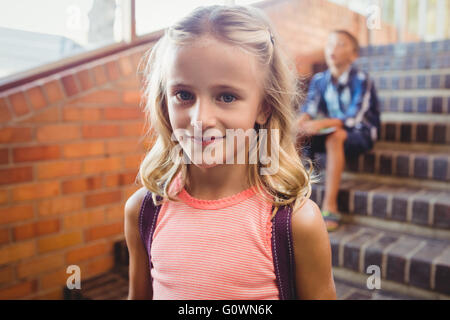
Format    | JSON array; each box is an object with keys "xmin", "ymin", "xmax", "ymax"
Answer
[{"xmin": 150, "ymin": 173, "xmax": 279, "ymax": 300}]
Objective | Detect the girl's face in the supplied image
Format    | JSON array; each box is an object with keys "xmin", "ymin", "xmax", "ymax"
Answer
[{"xmin": 165, "ymin": 36, "xmax": 268, "ymax": 168}]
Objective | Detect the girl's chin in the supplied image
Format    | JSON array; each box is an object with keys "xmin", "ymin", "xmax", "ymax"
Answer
[{"xmin": 190, "ymin": 162, "xmax": 221, "ymax": 169}]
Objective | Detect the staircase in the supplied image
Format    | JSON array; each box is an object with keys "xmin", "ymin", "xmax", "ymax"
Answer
[{"xmin": 309, "ymin": 39, "xmax": 450, "ymax": 299}]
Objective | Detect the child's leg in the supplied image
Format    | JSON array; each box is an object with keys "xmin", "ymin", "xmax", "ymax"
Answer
[{"xmin": 321, "ymin": 128, "xmax": 348, "ymax": 213}]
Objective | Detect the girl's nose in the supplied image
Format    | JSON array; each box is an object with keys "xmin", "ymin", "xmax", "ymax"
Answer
[{"xmin": 190, "ymin": 99, "xmax": 217, "ymax": 131}]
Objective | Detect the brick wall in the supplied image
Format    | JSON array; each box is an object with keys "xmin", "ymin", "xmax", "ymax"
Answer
[
  {"xmin": 0, "ymin": 46, "xmax": 151, "ymax": 299},
  {"xmin": 0, "ymin": 0, "xmax": 418, "ymax": 300}
]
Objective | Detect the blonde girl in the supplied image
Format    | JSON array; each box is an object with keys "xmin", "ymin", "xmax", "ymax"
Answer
[{"xmin": 125, "ymin": 4, "xmax": 336, "ymax": 300}]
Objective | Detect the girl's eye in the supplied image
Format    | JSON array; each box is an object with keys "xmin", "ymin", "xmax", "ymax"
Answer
[
  {"xmin": 175, "ymin": 90, "xmax": 193, "ymax": 101},
  {"xmin": 174, "ymin": 91, "xmax": 236, "ymax": 104},
  {"xmin": 220, "ymin": 93, "xmax": 236, "ymax": 103}
]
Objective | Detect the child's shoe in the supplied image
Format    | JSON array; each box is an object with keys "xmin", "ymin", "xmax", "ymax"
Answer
[{"xmin": 321, "ymin": 210, "xmax": 341, "ymax": 232}]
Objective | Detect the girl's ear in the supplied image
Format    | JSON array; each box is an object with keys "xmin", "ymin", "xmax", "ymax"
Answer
[{"xmin": 256, "ymin": 100, "xmax": 271, "ymax": 125}]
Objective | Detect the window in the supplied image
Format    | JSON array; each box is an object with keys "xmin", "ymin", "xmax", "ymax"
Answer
[
  {"xmin": 0, "ymin": 0, "xmax": 127, "ymax": 80},
  {"xmin": 135, "ymin": 0, "xmax": 224, "ymax": 36},
  {"xmin": 0, "ymin": 0, "xmax": 272, "ymax": 84}
]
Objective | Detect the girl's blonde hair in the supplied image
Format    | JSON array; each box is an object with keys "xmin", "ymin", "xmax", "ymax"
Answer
[{"xmin": 138, "ymin": 5, "xmax": 319, "ymax": 217}]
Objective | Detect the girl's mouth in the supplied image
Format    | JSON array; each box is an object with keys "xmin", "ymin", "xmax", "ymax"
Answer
[{"xmin": 190, "ymin": 136, "xmax": 224, "ymax": 147}]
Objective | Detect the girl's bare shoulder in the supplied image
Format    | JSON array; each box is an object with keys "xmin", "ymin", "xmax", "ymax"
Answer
[
  {"xmin": 291, "ymin": 198, "xmax": 327, "ymax": 240},
  {"xmin": 124, "ymin": 186, "xmax": 149, "ymax": 220}
]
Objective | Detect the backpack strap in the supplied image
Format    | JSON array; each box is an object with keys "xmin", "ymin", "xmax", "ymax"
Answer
[
  {"xmin": 138, "ymin": 191, "xmax": 162, "ymax": 284},
  {"xmin": 138, "ymin": 190, "xmax": 297, "ymax": 300},
  {"xmin": 271, "ymin": 204, "xmax": 297, "ymax": 300}
]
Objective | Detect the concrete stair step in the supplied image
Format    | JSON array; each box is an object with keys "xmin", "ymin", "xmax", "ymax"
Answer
[
  {"xmin": 378, "ymin": 92, "xmax": 449, "ymax": 114},
  {"xmin": 359, "ymin": 40, "xmax": 450, "ymax": 58},
  {"xmin": 310, "ymin": 176, "xmax": 450, "ymax": 230},
  {"xmin": 379, "ymin": 116, "xmax": 450, "ymax": 145},
  {"xmin": 355, "ymin": 52, "xmax": 450, "ymax": 71},
  {"xmin": 342, "ymin": 143, "xmax": 450, "ymax": 183},
  {"xmin": 333, "ymin": 276, "xmax": 425, "ymax": 300},
  {"xmin": 372, "ymin": 70, "xmax": 450, "ymax": 90},
  {"xmin": 328, "ymin": 223, "xmax": 450, "ymax": 298}
]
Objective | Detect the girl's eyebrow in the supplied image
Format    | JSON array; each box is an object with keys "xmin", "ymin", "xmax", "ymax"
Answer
[{"xmin": 168, "ymin": 82, "xmax": 245, "ymax": 95}]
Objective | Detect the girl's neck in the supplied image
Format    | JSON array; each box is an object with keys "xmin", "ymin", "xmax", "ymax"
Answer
[{"xmin": 185, "ymin": 163, "xmax": 252, "ymax": 200}]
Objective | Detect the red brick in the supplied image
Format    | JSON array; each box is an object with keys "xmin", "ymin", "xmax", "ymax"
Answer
[
  {"xmin": 37, "ymin": 231, "xmax": 83, "ymax": 253},
  {"xmin": 63, "ymin": 106, "xmax": 101, "ymax": 122},
  {"xmin": 92, "ymin": 64, "xmax": 108, "ymax": 86},
  {"xmin": 84, "ymin": 255, "xmax": 114, "ymax": 279},
  {"xmin": 38, "ymin": 195, "xmax": 83, "ymax": 217},
  {"xmin": 16, "ymin": 253, "xmax": 64, "ymax": 278},
  {"xmin": 0, "ymin": 98, "xmax": 12, "ymax": 123},
  {"xmin": 85, "ymin": 190, "xmax": 122, "ymax": 208},
  {"xmin": 36, "ymin": 124, "xmax": 80, "ymax": 142},
  {"xmin": 0, "ymin": 126, "xmax": 32, "ymax": 143},
  {"xmin": 0, "ymin": 204, "xmax": 34, "ymax": 225},
  {"xmin": 105, "ymin": 204, "xmax": 125, "ymax": 222},
  {"xmin": 13, "ymin": 145, "xmax": 60, "ymax": 163},
  {"xmin": 83, "ymin": 157, "xmax": 121, "ymax": 174},
  {"xmin": 76, "ymin": 69, "xmax": 95, "ymax": 91},
  {"xmin": 0, "ymin": 280, "xmax": 37, "ymax": 299},
  {"xmin": 106, "ymin": 139, "xmax": 140, "ymax": 155},
  {"xmin": 124, "ymin": 184, "xmax": 140, "ymax": 200},
  {"xmin": 42, "ymin": 80, "xmax": 64, "ymax": 104},
  {"xmin": 0, "ymin": 149, "xmax": 8, "ymax": 165},
  {"xmin": 61, "ymin": 74, "xmax": 79, "ymax": 97},
  {"xmin": 0, "ymin": 228, "xmax": 9, "ymax": 245},
  {"xmin": 84, "ymin": 221, "xmax": 123, "ymax": 241},
  {"xmin": 124, "ymin": 153, "xmax": 143, "ymax": 169},
  {"xmin": 114, "ymin": 77, "xmax": 141, "ymax": 89},
  {"xmin": 26, "ymin": 86, "xmax": 47, "ymax": 110},
  {"xmin": 105, "ymin": 60, "xmax": 121, "ymax": 81},
  {"xmin": 82, "ymin": 124, "xmax": 120, "ymax": 139},
  {"xmin": 39, "ymin": 267, "xmax": 66, "ymax": 290},
  {"xmin": 104, "ymin": 171, "xmax": 138, "ymax": 187},
  {"xmin": 8, "ymin": 91, "xmax": 30, "ymax": 117},
  {"xmin": 123, "ymin": 90, "xmax": 141, "ymax": 105},
  {"xmin": 118, "ymin": 55, "xmax": 134, "ymax": 77},
  {"xmin": 103, "ymin": 106, "xmax": 142, "ymax": 120},
  {"xmin": 11, "ymin": 181, "xmax": 60, "ymax": 201},
  {"xmin": 18, "ymin": 106, "xmax": 59, "ymax": 124},
  {"xmin": 61, "ymin": 176, "xmax": 103, "ymax": 194},
  {"xmin": 0, "ymin": 266, "xmax": 14, "ymax": 285},
  {"xmin": 36, "ymin": 160, "xmax": 82, "ymax": 180},
  {"xmin": 63, "ymin": 141, "xmax": 104, "ymax": 158},
  {"xmin": 131, "ymin": 51, "xmax": 145, "ymax": 67},
  {"xmin": 0, "ymin": 190, "xmax": 8, "ymax": 205},
  {"xmin": 70, "ymin": 90, "xmax": 121, "ymax": 105},
  {"xmin": 0, "ymin": 166, "xmax": 33, "ymax": 185},
  {"xmin": 0, "ymin": 241, "xmax": 35, "ymax": 265},
  {"xmin": 13, "ymin": 218, "xmax": 60, "ymax": 241},
  {"xmin": 121, "ymin": 121, "xmax": 146, "ymax": 137},
  {"xmin": 63, "ymin": 208, "xmax": 105, "ymax": 230},
  {"xmin": 66, "ymin": 241, "xmax": 110, "ymax": 264}
]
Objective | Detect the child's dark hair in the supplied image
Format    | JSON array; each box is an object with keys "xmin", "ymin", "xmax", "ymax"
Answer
[{"xmin": 331, "ymin": 29, "xmax": 360, "ymax": 54}]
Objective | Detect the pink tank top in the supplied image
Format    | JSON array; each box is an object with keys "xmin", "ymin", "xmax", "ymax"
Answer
[{"xmin": 150, "ymin": 173, "xmax": 279, "ymax": 300}]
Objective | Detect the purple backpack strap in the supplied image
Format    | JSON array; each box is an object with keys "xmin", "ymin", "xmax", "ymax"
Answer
[
  {"xmin": 271, "ymin": 204, "xmax": 297, "ymax": 300},
  {"xmin": 138, "ymin": 191, "xmax": 162, "ymax": 283}
]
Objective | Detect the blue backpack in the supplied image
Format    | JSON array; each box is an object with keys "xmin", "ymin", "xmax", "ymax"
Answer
[{"xmin": 139, "ymin": 191, "xmax": 297, "ymax": 299}]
